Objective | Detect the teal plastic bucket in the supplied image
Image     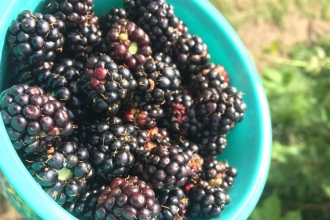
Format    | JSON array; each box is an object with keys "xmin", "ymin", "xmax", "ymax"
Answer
[{"xmin": 0, "ymin": 0, "xmax": 272, "ymax": 219}]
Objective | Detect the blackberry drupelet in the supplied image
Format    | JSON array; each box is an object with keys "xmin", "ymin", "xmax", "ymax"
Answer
[
  {"xmin": 79, "ymin": 55, "xmax": 137, "ymax": 115},
  {"xmin": 105, "ymin": 18, "xmax": 152, "ymax": 70},
  {"xmin": 95, "ymin": 176, "xmax": 161, "ymax": 220},
  {"xmin": 101, "ymin": 7, "xmax": 127, "ymax": 32},
  {"xmin": 7, "ymin": 10, "xmax": 65, "ymax": 66},
  {"xmin": 135, "ymin": 145, "xmax": 192, "ymax": 191},
  {"xmin": 137, "ymin": 0, "xmax": 188, "ymax": 53},
  {"xmin": 26, "ymin": 141, "xmax": 93, "ymax": 204},
  {"xmin": 0, "ymin": 84, "xmax": 74, "ymax": 154},
  {"xmin": 130, "ymin": 56, "xmax": 181, "ymax": 105},
  {"xmin": 44, "ymin": 0, "xmax": 93, "ymax": 29},
  {"xmin": 157, "ymin": 188, "xmax": 189, "ymax": 220},
  {"xmin": 87, "ymin": 117, "xmax": 137, "ymax": 180},
  {"xmin": 196, "ymin": 87, "xmax": 246, "ymax": 136},
  {"xmin": 186, "ymin": 180, "xmax": 230, "ymax": 219},
  {"xmin": 170, "ymin": 34, "xmax": 210, "ymax": 82},
  {"xmin": 201, "ymin": 157, "xmax": 238, "ymax": 190}
]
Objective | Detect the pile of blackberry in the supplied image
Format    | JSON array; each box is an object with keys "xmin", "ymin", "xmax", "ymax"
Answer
[{"xmin": 1, "ymin": 0, "xmax": 247, "ymax": 219}]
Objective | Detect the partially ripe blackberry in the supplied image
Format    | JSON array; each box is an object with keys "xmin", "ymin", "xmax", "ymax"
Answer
[
  {"xmin": 7, "ymin": 10, "xmax": 65, "ymax": 66},
  {"xmin": 131, "ymin": 56, "xmax": 181, "ymax": 105},
  {"xmin": 138, "ymin": 0, "xmax": 188, "ymax": 53},
  {"xmin": 79, "ymin": 55, "xmax": 137, "ymax": 115},
  {"xmin": 101, "ymin": 7, "xmax": 127, "ymax": 32},
  {"xmin": 123, "ymin": 103, "xmax": 165, "ymax": 129},
  {"xmin": 0, "ymin": 84, "xmax": 74, "ymax": 154},
  {"xmin": 157, "ymin": 188, "xmax": 189, "ymax": 220},
  {"xmin": 170, "ymin": 34, "xmax": 210, "ymax": 82},
  {"xmin": 26, "ymin": 141, "xmax": 93, "ymax": 204},
  {"xmin": 201, "ymin": 157, "xmax": 238, "ymax": 190},
  {"xmin": 95, "ymin": 176, "xmax": 161, "ymax": 220},
  {"xmin": 163, "ymin": 89, "xmax": 202, "ymax": 139},
  {"xmin": 105, "ymin": 18, "xmax": 152, "ymax": 70},
  {"xmin": 136, "ymin": 145, "xmax": 192, "ymax": 191},
  {"xmin": 44, "ymin": 0, "xmax": 93, "ymax": 29},
  {"xmin": 186, "ymin": 180, "xmax": 230, "ymax": 219}
]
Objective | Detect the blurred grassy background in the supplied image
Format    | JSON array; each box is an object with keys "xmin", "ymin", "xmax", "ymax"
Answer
[
  {"xmin": 2, "ymin": 0, "xmax": 330, "ymax": 219},
  {"xmin": 210, "ymin": 0, "xmax": 330, "ymax": 220}
]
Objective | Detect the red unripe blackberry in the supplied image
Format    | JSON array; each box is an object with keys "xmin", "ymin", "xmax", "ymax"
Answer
[
  {"xmin": 95, "ymin": 176, "xmax": 161, "ymax": 220},
  {"xmin": 105, "ymin": 18, "xmax": 152, "ymax": 70},
  {"xmin": 7, "ymin": 10, "xmax": 65, "ymax": 66},
  {"xmin": 0, "ymin": 84, "xmax": 74, "ymax": 154},
  {"xmin": 136, "ymin": 145, "xmax": 192, "ymax": 191}
]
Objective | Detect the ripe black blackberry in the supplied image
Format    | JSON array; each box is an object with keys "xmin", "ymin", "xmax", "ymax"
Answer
[
  {"xmin": 170, "ymin": 34, "xmax": 210, "ymax": 82},
  {"xmin": 131, "ymin": 56, "xmax": 181, "ymax": 105},
  {"xmin": 135, "ymin": 145, "xmax": 192, "ymax": 191},
  {"xmin": 122, "ymin": 103, "xmax": 165, "ymax": 129},
  {"xmin": 185, "ymin": 180, "xmax": 230, "ymax": 219},
  {"xmin": 101, "ymin": 7, "xmax": 127, "ymax": 32},
  {"xmin": 137, "ymin": 0, "xmax": 188, "ymax": 53},
  {"xmin": 191, "ymin": 63, "xmax": 230, "ymax": 97},
  {"xmin": 87, "ymin": 117, "xmax": 137, "ymax": 180},
  {"xmin": 124, "ymin": 0, "xmax": 156, "ymax": 21},
  {"xmin": 26, "ymin": 141, "xmax": 93, "ymax": 204},
  {"xmin": 0, "ymin": 84, "xmax": 74, "ymax": 154},
  {"xmin": 79, "ymin": 55, "xmax": 137, "ymax": 115},
  {"xmin": 7, "ymin": 10, "xmax": 65, "ymax": 66},
  {"xmin": 196, "ymin": 87, "xmax": 246, "ymax": 136},
  {"xmin": 105, "ymin": 18, "xmax": 152, "ymax": 70},
  {"xmin": 157, "ymin": 188, "xmax": 189, "ymax": 220},
  {"xmin": 201, "ymin": 157, "xmax": 238, "ymax": 190},
  {"xmin": 9, "ymin": 57, "xmax": 54, "ymax": 86},
  {"xmin": 196, "ymin": 130, "xmax": 227, "ymax": 157},
  {"xmin": 44, "ymin": 0, "xmax": 93, "ymax": 29},
  {"xmin": 64, "ymin": 177, "xmax": 108, "ymax": 219},
  {"xmin": 95, "ymin": 176, "xmax": 161, "ymax": 220},
  {"xmin": 64, "ymin": 14, "xmax": 103, "ymax": 59}
]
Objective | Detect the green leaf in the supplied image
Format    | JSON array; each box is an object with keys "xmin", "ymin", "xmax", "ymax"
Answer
[
  {"xmin": 249, "ymin": 191, "xmax": 281, "ymax": 220},
  {"xmin": 282, "ymin": 210, "xmax": 302, "ymax": 220},
  {"xmin": 262, "ymin": 67, "xmax": 283, "ymax": 83}
]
